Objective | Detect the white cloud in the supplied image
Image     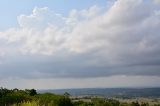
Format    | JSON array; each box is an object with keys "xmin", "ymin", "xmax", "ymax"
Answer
[
  {"xmin": 18, "ymin": 7, "xmax": 66, "ymax": 29},
  {"xmin": 0, "ymin": 5, "xmax": 101, "ymax": 55},
  {"xmin": 66, "ymin": 0, "xmax": 160, "ymax": 66},
  {"xmin": 0, "ymin": 0, "xmax": 160, "ymax": 79},
  {"xmin": 20, "ymin": 26, "xmax": 66, "ymax": 55}
]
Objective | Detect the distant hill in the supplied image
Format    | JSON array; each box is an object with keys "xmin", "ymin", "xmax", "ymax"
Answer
[{"xmin": 38, "ymin": 88, "xmax": 160, "ymax": 98}]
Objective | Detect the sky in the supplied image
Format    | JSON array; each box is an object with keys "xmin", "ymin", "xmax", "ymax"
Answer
[{"xmin": 0, "ymin": 0, "xmax": 160, "ymax": 89}]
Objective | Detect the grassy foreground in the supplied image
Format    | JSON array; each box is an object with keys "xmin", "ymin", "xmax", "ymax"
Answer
[{"xmin": 0, "ymin": 88, "xmax": 160, "ymax": 106}]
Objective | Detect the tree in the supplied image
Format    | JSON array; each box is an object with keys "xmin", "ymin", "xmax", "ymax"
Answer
[
  {"xmin": 64, "ymin": 92, "xmax": 70, "ymax": 97},
  {"xmin": 141, "ymin": 102, "xmax": 149, "ymax": 106},
  {"xmin": 28, "ymin": 89, "xmax": 37, "ymax": 96},
  {"xmin": 58, "ymin": 96, "xmax": 73, "ymax": 106},
  {"xmin": 131, "ymin": 101, "xmax": 140, "ymax": 106}
]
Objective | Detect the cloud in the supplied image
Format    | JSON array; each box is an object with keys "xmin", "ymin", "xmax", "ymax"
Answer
[
  {"xmin": 0, "ymin": 0, "xmax": 160, "ymax": 79},
  {"xmin": 1, "ymin": 76, "xmax": 160, "ymax": 89},
  {"xmin": 18, "ymin": 7, "xmax": 66, "ymax": 29},
  {"xmin": 67, "ymin": 0, "xmax": 160, "ymax": 66},
  {"xmin": 0, "ymin": 6, "xmax": 101, "ymax": 55},
  {"xmin": 154, "ymin": 0, "xmax": 160, "ymax": 4}
]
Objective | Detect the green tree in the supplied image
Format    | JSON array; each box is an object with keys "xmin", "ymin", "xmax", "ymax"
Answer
[
  {"xmin": 30, "ymin": 89, "xmax": 37, "ymax": 96},
  {"xmin": 58, "ymin": 96, "xmax": 73, "ymax": 106},
  {"xmin": 131, "ymin": 101, "xmax": 140, "ymax": 106}
]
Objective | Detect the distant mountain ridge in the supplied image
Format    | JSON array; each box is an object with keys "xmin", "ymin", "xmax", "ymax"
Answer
[{"xmin": 38, "ymin": 88, "xmax": 160, "ymax": 98}]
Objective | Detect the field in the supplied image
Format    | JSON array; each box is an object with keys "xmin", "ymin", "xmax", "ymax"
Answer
[{"xmin": 115, "ymin": 98, "xmax": 160, "ymax": 105}]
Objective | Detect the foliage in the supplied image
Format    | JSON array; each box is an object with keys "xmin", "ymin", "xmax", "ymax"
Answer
[{"xmin": 0, "ymin": 87, "xmax": 160, "ymax": 106}]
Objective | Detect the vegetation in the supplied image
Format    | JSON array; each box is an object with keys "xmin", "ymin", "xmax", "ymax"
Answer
[{"xmin": 0, "ymin": 87, "xmax": 160, "ymax": 106}]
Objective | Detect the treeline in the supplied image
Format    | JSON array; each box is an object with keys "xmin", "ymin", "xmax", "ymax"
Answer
[
  {"xmin": 0, "ymin": 87, "xmax": 72, "ymax": 106},
  {"xmin": 0, "ymin": 87, "xmax": 37, "ymax": 105},
  {"xmin": 0, "ymin": 87, "xmax": 160, "ymax": 106}
]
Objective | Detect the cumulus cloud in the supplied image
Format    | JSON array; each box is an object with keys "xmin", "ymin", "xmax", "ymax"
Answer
[
  {"xmin": 0, "ymin": 5, "xmax": 101, "ymax": 55},
  {"xmin": 0, "ymin": 0, "xmax": 160, "ymax": 79},
  {"xmin": 67, "ymin": 0, "xmax": 160, "ymax": 66},
  {"xmin": 18, "ymin": 7, "xmax": 66, "ymax": 29}
]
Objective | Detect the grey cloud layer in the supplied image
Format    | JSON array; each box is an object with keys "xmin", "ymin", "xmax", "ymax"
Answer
[{"xmin": 0, "ymin": 0, "xmax": 160, "ymax": 79}]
